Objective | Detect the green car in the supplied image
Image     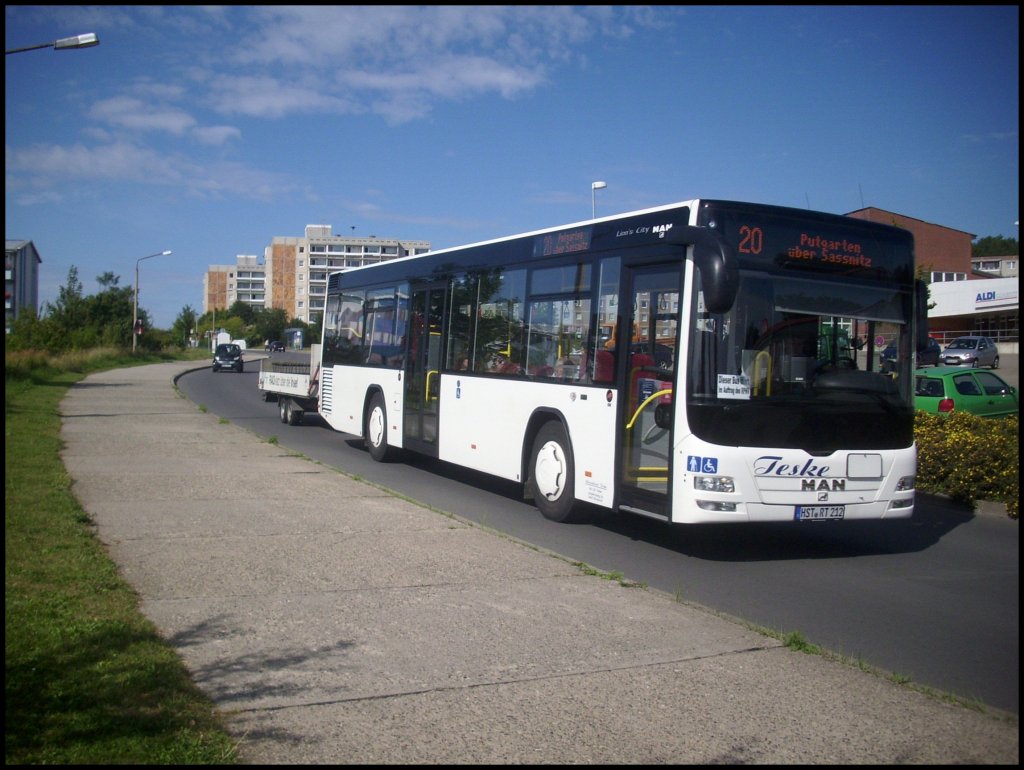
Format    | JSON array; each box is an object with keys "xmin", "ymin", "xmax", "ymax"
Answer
[{"xmin": 914, "ymin": 367, "xmax": 1018, "ymax": 418}]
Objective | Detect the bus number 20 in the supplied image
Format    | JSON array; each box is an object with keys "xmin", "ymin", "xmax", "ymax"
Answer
[{"xmin": 738, "ymin": 225, "xmax": 763, "ymax": 254}]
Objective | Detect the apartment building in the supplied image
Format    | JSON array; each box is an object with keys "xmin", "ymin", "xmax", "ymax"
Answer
[
  {"xmin": 266, "ymin": 225, "xmax": 430, "ymax": 326},
  {"xmin": 203, "ymin": 254, "xmax": 266, "ymax": 316},
  {"xmin": 971, "ymin": 255, "xmax": 1018, "ymax": 278},
  {"xmin": 203, "ymin": 226, "xmax": 430, "ymax": 327},
  {"xmin": 5, "ymin": 239, "xmax": 41, "ymax": 334}
]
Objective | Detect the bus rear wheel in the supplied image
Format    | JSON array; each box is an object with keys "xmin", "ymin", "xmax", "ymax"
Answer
[{"xmin": 528, "ymin": 421, "xmax": 577, "ymax": 522}]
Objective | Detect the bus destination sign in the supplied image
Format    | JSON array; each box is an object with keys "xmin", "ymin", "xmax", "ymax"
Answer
[
  {"xmin": 783, "ymin": 232, "xmax": 872, "ymax": 268},
  {"xmin": 736, "ymin": 224, "xmax": 873, "ymax": 270},
  {"xmin": 702, "ymin": 203, "xmax": 913, "ymax": 281},
  {"xmin": 534, "ymin": 226, "xmax": 592, "ymax": 258}
]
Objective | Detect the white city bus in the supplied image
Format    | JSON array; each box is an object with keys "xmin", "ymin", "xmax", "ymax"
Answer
[{"xmin": 317, "ymin": 199, "xmax": 928, "ymax": 524}]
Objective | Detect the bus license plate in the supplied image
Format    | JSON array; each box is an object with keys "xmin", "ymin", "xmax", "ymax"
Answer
[{"xmin": 795, "ymin": 505, "xmax": 845, "ymax": 521}]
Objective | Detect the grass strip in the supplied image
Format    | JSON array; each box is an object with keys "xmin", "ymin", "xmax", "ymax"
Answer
[{"xmin": 5, "ymin": 365, "xmax": 238, "ymax": 764}]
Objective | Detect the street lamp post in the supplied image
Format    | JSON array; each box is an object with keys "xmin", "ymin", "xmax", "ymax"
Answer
[
  {"xmin": 208, "ymin": 287, "xmax": 229, "ymax": 351},
  {"xmin": 591, "ymin": 181, "xmax": 607, "ymax": 219},
  {"xmin": 133, "ymin": 250, "xmax": 172, "ymax": 353},
  {"xmin": 6, "ymin": 33, "xmax": 100, "ymax": 55}
]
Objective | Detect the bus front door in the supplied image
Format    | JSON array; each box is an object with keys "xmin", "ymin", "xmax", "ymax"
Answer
[
  {"xmin": 617, "ymin": 265, "xmax": 681, "ymax": 518},
  {"xmin": 404, "ymin": 283, "xmax": 446, "ymax": 456}
]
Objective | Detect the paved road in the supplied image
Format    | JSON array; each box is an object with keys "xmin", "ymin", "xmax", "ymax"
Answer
[
  {"xmin": 58, "ymin": 362, "xmax": 1018, "ymax": 764},
  {"xmin": 993, "ymin": 352, "xmax": 1018, "ymax": 389},
  {"xmin": 185, "ymin": 358, "xmax": 1020, "ymax": 715}
]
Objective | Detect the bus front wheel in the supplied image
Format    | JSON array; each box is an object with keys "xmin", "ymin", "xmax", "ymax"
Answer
[
  {"xmin": 365, "ymin": 393, "xmax": 398, "ymax": 462},
  {"xmin": 528, "ymin": 421, "xmax": 577, "ymax": 522}
]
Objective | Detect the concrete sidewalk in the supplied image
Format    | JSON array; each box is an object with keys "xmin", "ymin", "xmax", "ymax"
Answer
[{"xmin": 59, "ymin": 362, "xmax": 1018, "ymax": 764}]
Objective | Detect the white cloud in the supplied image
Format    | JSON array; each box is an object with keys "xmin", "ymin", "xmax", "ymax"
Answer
[
  {"xmin": 205, "ymin": 6, "xmax": 612, "ymax": 123},
  {"xmin": 5, "ymin": 141, "xmax": 302, "ymax": 203},
  {"xmin": 193, "ymin": 125, "xmax": 242, "ymax": 146},
  {"xmin": 208, "ymin": 75, "xmax": 359, "ymax": 119},
  {"xmin": 90, "ymin": 96, "xmax": 197, "ymax": 135}
]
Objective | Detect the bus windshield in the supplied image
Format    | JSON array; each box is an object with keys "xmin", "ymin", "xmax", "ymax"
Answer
[
  {"xmin": 686, "ymin": 271, "xmax": 915, "ymax": 451},
  {"xmin": 687, "ymin": 201, "xmax": 917, "ymax": 452}
]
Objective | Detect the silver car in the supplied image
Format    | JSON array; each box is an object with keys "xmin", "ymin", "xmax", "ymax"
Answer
[{"xmin": 941, "ymin": 336, "xmax": 1000, "ymax": 369}]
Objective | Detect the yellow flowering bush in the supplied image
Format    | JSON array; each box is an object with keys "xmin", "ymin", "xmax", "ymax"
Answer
[{"xmin": 915, "ymin": 411, "xmax": 1019, "ymax": 519}]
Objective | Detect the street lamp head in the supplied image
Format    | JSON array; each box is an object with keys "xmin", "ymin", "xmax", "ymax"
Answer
[
  {"xmin": 8, "ymin": 33, "xmax": 100, "ymax": 54},
  {"xmin": 138, "ymin": 249, "xmax": 172, "ymax": 264},
  {"xmin": 591, "ymin": 181, "xmax": 607, "ymax": 219},
  {"xmin": 54, "ymin": 33, "xmax": 99, "ymax": 50}
]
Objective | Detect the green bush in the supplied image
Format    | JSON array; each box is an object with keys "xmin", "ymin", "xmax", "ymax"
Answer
[{"xmin": 915, "ymin": 411, "xmax": 1019, "ymax": 519}]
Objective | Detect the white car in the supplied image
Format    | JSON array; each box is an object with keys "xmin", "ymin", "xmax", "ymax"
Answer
[{"xmin": 941, "ymin": 336, "xmax": 1000, "ymax": 368}]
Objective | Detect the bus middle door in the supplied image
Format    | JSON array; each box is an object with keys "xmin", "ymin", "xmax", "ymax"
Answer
[
  {"xmin": 404, "ymin": 282, "xmax": 446, "ymax": 456},
  {"xmin": 617, "ymin": 264, "xmax": 681, "ymax": 518}
]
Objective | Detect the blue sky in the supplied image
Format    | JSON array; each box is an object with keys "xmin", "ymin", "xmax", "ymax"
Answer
[{"xmin": 6, "ymin": 5, "xmax": 1019, "ymax": 329}]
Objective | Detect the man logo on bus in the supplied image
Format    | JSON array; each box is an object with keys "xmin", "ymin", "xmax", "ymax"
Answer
[
  {"xmin": 688, "ymin": 455, "xmax": 718, "ymax": 473},
  {"xmin": 654, "ymin": 223, "xmax": 673, "ymax": 239}
]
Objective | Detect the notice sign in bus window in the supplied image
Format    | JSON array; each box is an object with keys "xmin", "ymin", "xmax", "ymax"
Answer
[
  {"xmin": 717, "ymin": 373, "xmax": 751, "ymax": 400},
  {"xmin": 533, "ymin": 226, "xmax": 592, "ymax": 257}
]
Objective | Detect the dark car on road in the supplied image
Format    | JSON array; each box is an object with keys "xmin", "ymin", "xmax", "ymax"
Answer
[
  {"xmin": 914, "ymin": 367, "xmax": 1018, "ymax": 418},
  {"xmin": 880, "ymin": 337, "xmax": 941, "ymax": 371},
  {"xmin": 266, "ymin": 341, "xmax": 285, "ymax": 353},
  {"xmin": 212, "ymin": 343, "xmax": 244, "ymax": 373}
]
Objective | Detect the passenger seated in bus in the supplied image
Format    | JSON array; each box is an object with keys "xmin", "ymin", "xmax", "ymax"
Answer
[
  {"xmin": 553, "ymin": 357, "xmax": 577, "ymax": 379},
  {"xmin": 593, "ymin": 350, "xmax": 615, "ymax": 383}
]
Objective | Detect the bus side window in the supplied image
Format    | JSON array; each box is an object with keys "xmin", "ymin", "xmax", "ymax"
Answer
[
  {"xmin": 446, "ymin": 274, "xmax": 476, "ymax": 371},
  {"xmin": 475, "ymin": 268, "xmax": 526, "ymax": 373},
  {"xmin": 594, "ymin": 350, "xmax": 615, "ymax": 383}
]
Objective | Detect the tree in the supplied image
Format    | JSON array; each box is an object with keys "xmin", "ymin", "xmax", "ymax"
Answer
[
  {"xmin": 972, "ymin": 236, "xmax": 1018, "ymax": 258},
  {"xmin": 84, "ymin": 272, "xmax": 134, "ymax": 347},
  {"xmin": 253, "ymin": 307, "xmax": 288, "ymax": 345},
  {"xmin": 47, "ymin": 265, "xmax": 87, "ymax": 341},
  {"xmin": 172, "ymin": 305, "xmax": 199, "ymax": 348},
  {"xmin": 228, "ymin": 300, "xmax": 256, "ymax": 325},
  {"xmin": 5, "ymin": 308, "xmax": 62, "ymax": 352}
]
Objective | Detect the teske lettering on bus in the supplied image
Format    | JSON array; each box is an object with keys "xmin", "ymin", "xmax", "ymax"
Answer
[{"xmin": 753, "ymin": 455, "xmax": 832, "ymax": 477}]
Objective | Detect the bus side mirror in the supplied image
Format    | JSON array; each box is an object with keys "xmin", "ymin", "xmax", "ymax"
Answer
[
  {"xmin": 670, "ymin": 226, "xmax": 739, "ymax": 314},
  {"xmin": 654, "ymin": 402, "xmax": 673, "ymax": 429}
]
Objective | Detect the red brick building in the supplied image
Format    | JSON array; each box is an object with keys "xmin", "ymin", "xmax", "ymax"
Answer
[
  {"xmin": 846, "ymin": 208, "xmax": 1018, "ymax": 348},
  {"xmin": 845, "ymin": 207, "xmax": 973, "ymax": 279}
]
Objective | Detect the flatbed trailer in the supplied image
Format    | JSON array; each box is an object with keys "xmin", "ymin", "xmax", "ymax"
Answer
[{"xmin": 257, "ymin": 344, "xmax": 321, "ymax": 425}]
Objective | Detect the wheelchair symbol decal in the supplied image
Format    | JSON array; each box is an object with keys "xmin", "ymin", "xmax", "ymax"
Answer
[{"xmin": 687, "ymin": 455, "xmax": 718, "ymax": 473}]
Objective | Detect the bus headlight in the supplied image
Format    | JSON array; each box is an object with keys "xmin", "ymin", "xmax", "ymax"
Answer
[
  {"xmin": 896, "ymin": 475, "xmax": 915, "ymax": 491},
  {"xmin": 697, "ymin": 500, "xmax": 738, "ymax": 512},
  {"xmin": 694, "ymin": 476, "xmax": 735, "ymax": 493}
]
